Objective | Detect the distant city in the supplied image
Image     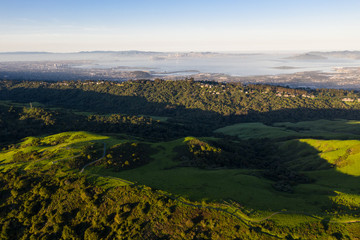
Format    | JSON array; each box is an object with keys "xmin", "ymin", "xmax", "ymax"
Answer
[{"xmin": 1, "ymin": 50, "xmax": 360, "ymax": 89}]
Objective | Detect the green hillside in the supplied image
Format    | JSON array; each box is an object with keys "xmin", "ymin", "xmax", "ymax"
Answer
[{"xmin": 2, "ymin": 80, "xmax": 360, "ymax": 239}]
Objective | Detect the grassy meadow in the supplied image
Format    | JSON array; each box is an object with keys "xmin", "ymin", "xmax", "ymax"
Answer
[{"xmin": 2, "ymin": 119, "xmax": 360, "ymax": 226}]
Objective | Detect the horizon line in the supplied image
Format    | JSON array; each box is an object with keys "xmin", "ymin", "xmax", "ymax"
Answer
[{"xmin": 0, "ymin": 49, "xmax": 359, "ymax": 54}]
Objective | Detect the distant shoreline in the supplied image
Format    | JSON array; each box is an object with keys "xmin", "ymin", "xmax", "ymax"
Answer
[{"xmin": 272, "ymin": 66, "xmax": 299, "ymax": 70}]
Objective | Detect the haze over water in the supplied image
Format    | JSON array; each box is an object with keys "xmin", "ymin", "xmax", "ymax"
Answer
[{"xmin": 1, "ymin": 52, "xmax": 360, "ymax": 77}]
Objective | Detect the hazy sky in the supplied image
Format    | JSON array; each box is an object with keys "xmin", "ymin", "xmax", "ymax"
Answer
[{"xmin": 1, "ymin": 0, "xmax": 360, "ymax": 52}]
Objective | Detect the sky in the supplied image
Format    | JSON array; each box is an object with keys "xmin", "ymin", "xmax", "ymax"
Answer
[{"xmin": 1, "ymin": 0, "xmax": 360, "ymax": 52}]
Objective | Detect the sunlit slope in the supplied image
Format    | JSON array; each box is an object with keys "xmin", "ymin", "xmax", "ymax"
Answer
[
  {"xmin": 277, "ymin": 137, "xmax": 360, "ymax": 176},
  {"xmin": 0, "ymin": 131, "xmax": 114, "ymax": 171},
  {"xmin": 295, "ymin": 139, "xmax": 360, "ymax": 176}
]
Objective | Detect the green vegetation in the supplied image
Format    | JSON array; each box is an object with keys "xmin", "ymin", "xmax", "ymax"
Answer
[
  {"xmin": 2, "ymin": 132, "xmax": 360, "ymax": 239},
  {"xmin": 0, "ymin": 132, "xmax": 107, "ymax": 170},
  {"xmin": 215, "ymin": 119, "xmax": 360, "ymax": 140},
  {"xmin": 3, "ymin": 79, "xmax": 360, "ymax": 128},
  {"xmin": 95, "ymin": 142, "xmax": 153, "ymax": 171},
  {"xmin": 2, "ymin": 79, "xmax": 360, "ymax": 239}
]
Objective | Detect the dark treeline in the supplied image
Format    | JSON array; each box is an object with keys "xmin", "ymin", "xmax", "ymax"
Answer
[
  {"xmin": 0, "ymin": 104, "xmax": 197, "ymax": 145},
  {"xmin": 1, "ymin": 79, "xmax": 360, "ymax": 127}
]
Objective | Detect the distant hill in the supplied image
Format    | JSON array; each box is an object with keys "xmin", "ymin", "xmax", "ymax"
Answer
[
  {"xmin": 288, "ymin": 51, "xmax": 360, "ymax": 60},
  {"xmin": 309, "ymin": 50, "xmax": 360, "ymax": 59},
  {"xmin": 287, "ymin": 53, "xmax": 327, "ymax": 60},
  {"xmin": 0, "ymin": 50, "xmax": 223, "ymax": 57},
  {"xmin": 77, "ymin": 50, "xmax": 165, "ymax": 55}
]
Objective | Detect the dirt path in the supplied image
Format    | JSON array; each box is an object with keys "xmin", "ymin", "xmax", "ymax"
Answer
[{"xmin": 80, "ymin": 142, "xmax": 106, "ymax": 174}]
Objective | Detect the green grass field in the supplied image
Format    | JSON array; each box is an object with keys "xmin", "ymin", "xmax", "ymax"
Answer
[
  {"xmin": 2, "ymin": 121, "xmax": 360, "ymax": 226},
  {"xmin": 85, "ymin": 136, "xmax": 360, "ymax": 218},
  {"xmin": 0, "ymin": 131, "xmax": 109, "ymax": 170}
]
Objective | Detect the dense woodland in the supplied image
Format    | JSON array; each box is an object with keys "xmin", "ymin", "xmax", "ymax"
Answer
[
  {"xmin": 3, "ymin": 79, "xmax": 360, "ymax": 145},
  {"xmin": 2, "ymin": 79, "xmax": 360, "ymax": 127},
  {"xmin": 0, "ymin": 104, "xmax": 192, "ymax": 145},
  {"xmin": 3, "ymin": 168, "xmax": 357, "ymax": 240}
]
